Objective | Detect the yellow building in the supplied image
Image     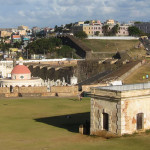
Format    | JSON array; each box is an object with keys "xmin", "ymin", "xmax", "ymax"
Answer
[
  {"xmin": 18, "ymin": 25, "xmax": 29, "ymax": 30},
  {"xmin": 0, "ymin": 31, "xmax": 12, "ymax": 38},
  {"xmin": 77, "ymin": 21, "xmax": 84, "ymax": 26},
  {"xmin": 83, "ymin": 25, "xmax": 93, "ymax": 36},
  {"xmin": 18, "ymin": 30, "xmax": 27, "ymax": 36},
  {"xmin": 106, "ymin": 19, "xmax": 115, "ymax": 25}
]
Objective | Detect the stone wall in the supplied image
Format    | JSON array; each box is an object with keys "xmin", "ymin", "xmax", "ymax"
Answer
[
  {"xmin": 86, "ymin": 52, "xmax": 116, "ymax": 60},
  {"xmin": 90, "ymin": 98, "xmax": 118, "ymax": 135},
  {"xmin": 50, "ymin": 86, "xmax": 78, "ymax": 96},
  {"xmin": 76, "ymin": 60, "xmax": 117, "ymax": 83},
  {"xmin": 0, "ymin": 86, "xmax": 80, "ymax": 98},
  {"xmin": 29, "ymin": 65, "xmax": 74, "ymax": 83},
  {"xmin": 18, "ymin": 86, "xmax": 47, "ymax": 93},
  {"xmin": 82, "ymin": 84, "xmax": 106, "ymax": 92},
  {"xmin": 0, "ymin": 87, "xmax": 10, "ymax": 93}
]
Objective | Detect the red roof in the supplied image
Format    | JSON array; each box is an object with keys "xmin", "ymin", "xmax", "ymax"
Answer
[
  {"xmin": 12, "ymin": 35, "xmax": 21, "ymax": 39},
  {"xmin": 11, "ymin": 65, "xmax": 31, "ymax": 74}
]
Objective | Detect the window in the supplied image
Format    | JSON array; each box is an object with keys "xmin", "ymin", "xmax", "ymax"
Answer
[{"xmin": 20, "ymin": 76, "xmax": 24, "ymax": 79}]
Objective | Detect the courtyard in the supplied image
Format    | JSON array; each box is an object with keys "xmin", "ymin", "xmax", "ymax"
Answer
[{"xmin": 0, "ymin": 97, "xmax": 150, "ymax": 150}]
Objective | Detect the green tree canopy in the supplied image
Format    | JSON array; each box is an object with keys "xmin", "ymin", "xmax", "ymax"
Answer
[
  {"xmin": 111, "ymin": 24, "xmax": 119, "ymax": 36},
  {"xmin": 74, "ymin": 31, "xmax": 88, "ymax": 39},
  {"xmin": 26, "ymin": 37, "xmax": 62, "ymax": 55},
  {"xmin": 102, "ymin": 25, "xmax": 110, "ymax": 36},
  {"xmin": 128, "ymin": 26, "xmax": 142, "ymax": 36},
  {"xmin": 95, "ymin": 31, "xmax": 100, "ymax": 36}
]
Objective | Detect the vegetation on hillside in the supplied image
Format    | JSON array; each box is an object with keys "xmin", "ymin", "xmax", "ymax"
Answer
[{"xmin": 26, "ymin": 37, "xmax": 77, "ymax": 58}]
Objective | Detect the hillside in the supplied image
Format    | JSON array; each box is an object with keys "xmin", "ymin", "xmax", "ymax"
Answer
[
  {"xmin": 124, "ymin": 63, "xmax": 150, "ymax": 84},
  {"xmin": 81, "ymin": 39, "xmax": 146, "ymax": 58}
]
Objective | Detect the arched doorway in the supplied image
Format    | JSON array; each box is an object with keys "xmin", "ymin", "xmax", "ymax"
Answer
[
  {"xmin": 137, "ymin": 113, "xmax": 144, "ymax": 130},
  {"xmin": 103, "ymin": 113, "xmax": 109, "ymax": 131}
]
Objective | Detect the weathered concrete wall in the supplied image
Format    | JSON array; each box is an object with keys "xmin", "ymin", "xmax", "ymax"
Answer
[
  {"xmin": 90, "ymin": 97, "xmax": 118, "ymax": 135},
  {"xmin": 121, "ymin": 89, "xmax": 150, "ymax": 98},
  {"xmin": 121, "ymin": 96, "xmax": 150, "ymax": 134}
]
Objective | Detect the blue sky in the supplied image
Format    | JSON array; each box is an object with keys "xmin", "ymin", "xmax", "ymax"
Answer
[{"xmin": 0, "ymin": 0, "xmax": 150, "ymax": 28}]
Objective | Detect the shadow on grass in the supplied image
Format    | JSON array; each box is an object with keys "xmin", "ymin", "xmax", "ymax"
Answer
[{"xmin": 34, "ymin": 112, "xmax": 90, "ymax": 133}]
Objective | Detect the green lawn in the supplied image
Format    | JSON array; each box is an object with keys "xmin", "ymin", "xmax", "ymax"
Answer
[{"xmin": 0, "ymin": 97, "xmax": 150, "ymax": 150}]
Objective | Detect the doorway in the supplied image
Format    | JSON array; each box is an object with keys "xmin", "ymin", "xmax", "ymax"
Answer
[
  {"xmin": 10, "ymin": 85, "xmax": 13, "ymax": 93},
  {"xmin": 137, "ymin": 113, "xmax": 144, "ymax": 130},
  {"xmin": 103, "ymin": 113, "xmax": 109, "ymax": 131}
]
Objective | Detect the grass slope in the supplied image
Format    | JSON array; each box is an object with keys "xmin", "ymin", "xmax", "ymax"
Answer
[
  {"xmin": 81, "ymin": 39, "xmax": 142, "ymax": 52},
  {"xmin": 124, "ymin": 63, "xmax": 150, "ymax": 84},
  {"xmin": 0, "ymin": 97, "xmax": 150, "ymax": 150}
]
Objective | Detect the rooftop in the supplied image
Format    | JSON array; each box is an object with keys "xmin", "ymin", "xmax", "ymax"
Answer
[{"xmin": 96, "ymin": 83, "xmax": 150, "ymax": 91}]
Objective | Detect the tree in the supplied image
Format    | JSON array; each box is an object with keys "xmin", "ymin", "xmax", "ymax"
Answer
[
  {"xmin": 25, "ymin": 37, "xmax": 62, "ymax": 55},
  {"xmin": 102, "ymin": 25, "xmax": 110, "ymax": 36},
  {"xmin": 13, "ymin": 41, "xmax": 22, "ymax": 48},
  {"xmin": 84, "ymin": 20, "xmax": 90, "ymax": 24},
  {"xmin": 111, "ymin": 24, "xmax": 119, "ymax": 36},
  {"xmin": 65, "ymin": 23, "xmax": 73, "ymax": 29},
  {"xmin": 128, "ymin": 26, "xmax": 142, "ymax": 36},
  {"xmin": 74, "ymin": 31, "xmax": 88, "ymax": 39},
  {"xmin": 95, "ymin": 31, "xmax": 100, "ymax": 36}
]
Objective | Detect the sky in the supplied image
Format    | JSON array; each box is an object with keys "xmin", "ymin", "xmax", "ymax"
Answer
[{"xmin": 0, "ymin": 0, "xmax": 150, "ymax": 28}]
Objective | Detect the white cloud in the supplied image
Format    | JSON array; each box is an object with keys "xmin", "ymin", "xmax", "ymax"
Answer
[
  {"xmin": 0, "ymin": 0, "xmax": 150, "ymax": 27},
  {"xmin": 18, "ymin": 11, "xmax": 26, "ymax": 17}
]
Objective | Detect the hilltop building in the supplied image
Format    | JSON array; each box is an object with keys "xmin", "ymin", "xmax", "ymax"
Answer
[{"xmin": 72, "ymin": 19, "xmax": 129, "ymax": 36}]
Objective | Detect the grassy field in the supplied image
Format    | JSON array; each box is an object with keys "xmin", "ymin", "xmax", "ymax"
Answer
[
  {"xmin": 124, "ymin": 63, "xmax": 150, "ymax": 84},
  {"xmin": 0, "ymin": 97, "xmax": 150, "ymax": 150}
]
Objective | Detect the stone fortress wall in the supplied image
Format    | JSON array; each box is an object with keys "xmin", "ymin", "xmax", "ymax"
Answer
[{"xmin": 0, "ymin": 85, "xmax": 79, "ymax": 98}]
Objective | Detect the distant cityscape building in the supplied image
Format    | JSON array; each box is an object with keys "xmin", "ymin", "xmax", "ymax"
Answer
[
  {"xmin": 135, "ymin": 22, "xmax": 150, "ymax": 34},
  {"xmin": 18, "ymin": 25, "xmax": 29, "ymax": 31},
  {"xmin": 72, "ymin": 19, "xmax": 129, "ymax": 36}
]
